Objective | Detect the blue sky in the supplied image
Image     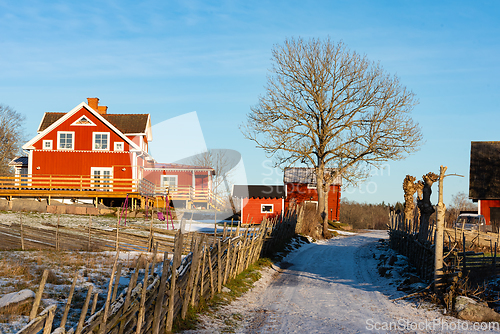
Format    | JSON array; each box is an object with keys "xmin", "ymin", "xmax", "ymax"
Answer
[{"xmin": 1, "ymin": 0, "xmax": 499, "ymax": 206}]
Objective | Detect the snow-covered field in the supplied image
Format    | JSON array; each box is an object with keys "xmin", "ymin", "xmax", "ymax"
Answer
[
  {"xmin": 0, "ymin": 211, "xmax": 235, "ymax": 334},
  {"xmin": 186, "ymin": 230, "xmax": 500, "ymax": 334},
  {"xmin": 4, "ymin": 211, "xmax": 500, "ymax": 334}
]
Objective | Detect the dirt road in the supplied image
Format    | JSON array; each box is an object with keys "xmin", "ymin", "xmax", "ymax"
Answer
[{"xmin": 241, "ymin": 231, "xmax": 480, "ymax": 334}]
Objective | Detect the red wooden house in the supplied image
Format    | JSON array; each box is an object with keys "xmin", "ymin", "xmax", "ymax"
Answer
[
  {"xmin": 5, "ymin": 97, "xmax": 216, "ymax": 209},
  {"xmin": 284, "ymin": 167, "xmax": 341, "ymax": 221},
  {"xmin": 469, "ymin": 141, "xmax": 500, "ymax": 227},
  {"xmin": 233, "ymin": 185, "xmax": 285, "ymax": 225},
  {"xmin": 21, "ymin": 98, "xmax": 152, "ymax": 197},
  {"xmin": 233, "ymin": 167, "xmax": 342, "ymax": 224},
  {"xmin": 143, "ymin": 163, "xmax": 216, "ymax": 209}
]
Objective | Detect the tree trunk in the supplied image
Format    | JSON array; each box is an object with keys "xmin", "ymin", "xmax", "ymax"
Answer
[
  {"xmin": 316, "ymin": 164, "xmax": 329, "ymax": 238},
  {"xmin": 434, "ymin": 165, "xmax": 447, "ymax": 292}
]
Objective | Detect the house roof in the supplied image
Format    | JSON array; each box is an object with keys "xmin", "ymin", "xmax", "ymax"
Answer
[
  {"xmin": 283, "ymin": 167, "xmax": 342, "ymax": 185},
  {"xmin": 38, "ymin": 112, "xmax": 150, "ymax": 135},
  {"xmin": 24, "ymin": 102, "xmax": 144, "ymax": 154},
  {"xmin": 8, "ymin": 156, "xmax": 28, "ymax": 167},
  {"xmin": 233, "ymin": 185, "xmax": 285, "ymax": 199},
  {"xmin": 469, "ymin": 141, "xmax": 500, "ymax": 200},
  {"xmin": 146, "ymin": 163, "xmax": 215, "ymax": 174}
]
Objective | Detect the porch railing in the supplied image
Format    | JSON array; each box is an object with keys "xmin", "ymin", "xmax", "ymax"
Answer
[{"xmin": 0, "ymin": 174, "xmax": 139, "ymax": 193}]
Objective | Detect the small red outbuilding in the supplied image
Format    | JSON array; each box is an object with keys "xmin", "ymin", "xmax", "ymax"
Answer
[{"xmin": 233, "ymin": 185, "xmax": 285, "ymax": 225}]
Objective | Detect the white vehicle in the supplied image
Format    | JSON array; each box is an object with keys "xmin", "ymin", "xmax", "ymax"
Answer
[{"xmin": 454, "ymin": 213, "xmax": 486, "ymax": 231}]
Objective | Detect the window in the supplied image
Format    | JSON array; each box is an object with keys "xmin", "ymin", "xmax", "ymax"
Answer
[
  {"xmin": 261, "ymin": 204, "xmax": 274, "ymax": 213},
  {"xmin": 71, "ymin": 116, "xmax": 96, "ymax": 126},
  {"xmin": 43, "ymin": 140, "xmax": 53, "ymax": 150},
  {"xmin": 114, "ymin": 142, "xmax": 124, "ymax": 151},
  {"xmin": 57, "ymin": 132, "xmax": 74, "ymax": 150},
  {"xmin": 161, "ymin": 175, "xmax": 178, "ymax": 191},
  {"xmin": 307, "ymin": 183, "xmax": 317, "ymax": 189},
  {"xmin": 91, "ymin": 167, "xmax": 113, "ymax": 190},
  {"xmin": 93, "ymin": 132, "xmax": 109, "ymax": 150}
]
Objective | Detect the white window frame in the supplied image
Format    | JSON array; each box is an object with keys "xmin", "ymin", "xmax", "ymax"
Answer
[
  {"xmin": 57, "ymin": 131, "xmax": 75, "ymax": 150},
  {"xmin": 304, "ymin": 200, "xmax": 318, "ymax": 208},
  {"xmin": 307, "ymin": 183, "xmax": 317, "ymax": 189},
  {"xmin": 93, "ymin": 132, "xmax": 110, "ymax": 151},
  {"xmin": 114, "ymin": 141, "xmax": 124, "ymax": 151},
  {"xmin": 42, "ymin": 140, "xmax": 53, "ymax": 150},
  {"xmin": 261, "ymin": 204, "xmax": 274, "ymax": 213},
  {"xmin": 71, "ymin": 115, "xmax": 96, "ymax": 126},
  {"xmin": 161, "ymin": 175, "xmax": 178, "ymax": 192},
  {"xmin": 91, "ymin": 167, "xmax": 113, "ymax": 190}
]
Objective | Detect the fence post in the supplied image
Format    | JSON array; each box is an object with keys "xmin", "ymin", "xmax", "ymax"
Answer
[
  {"xmin": 30, "ymin": 269, "xmax": 49, "ymax": 321},
  {"xmin": 88, "ymin": 216, "xmax": 92, "ymax": 252},
  {"xmin": 217, "ymin": 238, "xmax": 222, "ymax": 293},
  {"xmin": 111, "ymin": 263, "xmax": 123, "ymax": 303},
  {"xmin": 208, "ymin": 244, "xmax": 215, "ymax": 297},
  {"xmin": 191, "ymin": 235, "xmax": 205, "ymax": 307},
  {"xmin": 135, "ymin": 262, "xmax": 150, "ymax": 334},
  {"xmin": 20, "ymin": 214, "xmax": 25, "ymax": 251},
  {"xmin": 75, "ymin": 285, "xmax": 93, "ymax": 334},
  {"xmin": 60, "ymin": 273, "xmax": 78, "ymax": 329},
  {"xmin": 98, "ymin": 252, "xmax": 119, "ymax": 334},
  {"xmin": 182, "ymin": 237, "xmax": 200, "ymax": 319},
  {"xmin": 166, "ymin": 230, "xmax": 183, "ymax": 331},
  {"xmin": 42, "ymin": 304, "xmax": 56, "ymax": 334},
  {"xmin": 153, "ymin": 252, "xmax": 170, "ymax": 334},
  {"xmin": 118, "ymin": 255, "xmax": 142, "ymax": 334}
]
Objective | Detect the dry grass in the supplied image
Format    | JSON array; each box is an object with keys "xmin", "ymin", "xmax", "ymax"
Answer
[
  {"xmin": 0, "ymin": 302, "xmax": 32, "ymax": 323},
  {"xmin": 297, "ymin": 205, "xmax": 322, "ymax": 239}
]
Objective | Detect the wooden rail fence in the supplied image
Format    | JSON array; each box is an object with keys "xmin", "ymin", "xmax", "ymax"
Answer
[
  {"xmin": 389, "ymin": 212, "xmax": 500, "ymax": 285},
  {"xmin": 16, "ymin": 208, "xmax": 298, "ymax": 334},
  {"xmin": 0, "ymin": 217, "xmax": 204, "ymax": 254}
]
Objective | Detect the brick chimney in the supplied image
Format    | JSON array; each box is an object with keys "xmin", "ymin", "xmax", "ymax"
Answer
[
  {"xmin": 87, "ymin": 97, "xmax": 107, "ymax": 115},
  {"xmin": 98, "ymin": 106, "xmax": 108, "ymax": 114}
]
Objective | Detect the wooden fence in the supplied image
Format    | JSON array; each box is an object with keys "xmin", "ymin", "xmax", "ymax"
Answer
[
  {"xmin": 16, "ymin": 208, "xmax": 298, "ymax": 334},
  {"xmin": 388, "ymin": 213, "xmax": 435, "ymax": 281},
  {"xmin": 0, "ymin": 218, "xmax": 199, "ymax": 254},
  {"xmin": 389, "ymin": 212, "xmax": 500, "ymax": 285}
]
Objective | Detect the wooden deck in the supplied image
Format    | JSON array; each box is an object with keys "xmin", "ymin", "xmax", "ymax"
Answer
[{"xmin": 0, "ymin": 174, "xmax": 222, "ymax": 209}]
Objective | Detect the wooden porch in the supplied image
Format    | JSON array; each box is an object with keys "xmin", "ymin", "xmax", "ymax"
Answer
[{"xmin": 0, "ymin": 174, "xmax": 222, "ymax": 210}]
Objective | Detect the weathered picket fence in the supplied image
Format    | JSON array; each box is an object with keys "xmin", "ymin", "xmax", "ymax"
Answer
[{"xmin": 16, "ymin": 209, "xmax": 297, "ymax": 334}]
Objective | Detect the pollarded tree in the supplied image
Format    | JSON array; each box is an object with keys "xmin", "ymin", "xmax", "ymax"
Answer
[
  {"xmin": 0, "ymin": 104, "xmax": 25, "ymax": 175},
  {"xmin": 242, "ymin": 37, "xmax": 423, "ymax": 237}
]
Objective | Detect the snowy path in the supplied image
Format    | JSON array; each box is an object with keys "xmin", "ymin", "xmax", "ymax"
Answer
[{"xmin": 241, "ymin": 231, "xmax": 495, "ymax": 334}]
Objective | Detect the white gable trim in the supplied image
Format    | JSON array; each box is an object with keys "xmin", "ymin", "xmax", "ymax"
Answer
[
  {"xmin": 71, "ymin": 115, "xmax": 97, "ymax": 126},
  {"xmin": 23, "ymin": 102, "xmax": 143, "ymax": 152}
]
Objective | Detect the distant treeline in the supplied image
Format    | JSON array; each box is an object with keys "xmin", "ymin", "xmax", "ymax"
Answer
[
  {"xmin": 340, "ymin": 192, "xmax": 477, "ymax": 230},
  {"xmin": 339, "ymin": 200, "xmax": 392, "ymax": 230}
]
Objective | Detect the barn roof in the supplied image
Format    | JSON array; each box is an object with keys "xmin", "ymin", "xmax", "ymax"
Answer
[
  {"xmin": 469, "ymin": 141, "xmax": 500, "ymax": 200},
  {"xmin": 38, "ymin": 112, "xmax": 150, "ymax": 134},
  {"xmin": 233, "ymin": 185, "xmax": 285, "ymax": 199},
  {"xmin": 283, "ymin": 167, "xmax": 342, "ymax": 185}
]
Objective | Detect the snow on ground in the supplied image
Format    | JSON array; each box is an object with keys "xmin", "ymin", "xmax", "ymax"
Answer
[
  {"xmin": 0, "ymin": 210, "xmax": 238, "ymax": 334},
  {"xmin": 185, "ymin": 230, "xmax": 500, "ymax": 334}
]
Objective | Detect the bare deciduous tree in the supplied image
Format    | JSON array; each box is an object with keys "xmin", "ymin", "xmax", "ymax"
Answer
[
  {"xmin": 187, "ymin": 149, "xmax": 236, "ymax": 211},
  {"xmin": 242, "ymin": 37, "xmax": 423, "ymax": 237},
  {"xmin": 0, "ymin": 104, "xmax": 25, "ymax": 175},
  {"xmin": 445, "ymin": 191, "xmax": 477, "ymax": 226}
]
